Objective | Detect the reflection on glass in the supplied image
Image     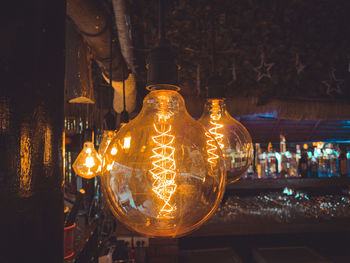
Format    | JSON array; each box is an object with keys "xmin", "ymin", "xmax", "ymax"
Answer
[
  {"xmin": 44, "ymin": 125, "xmax": 52, "ymax": 165},
  {"xmin": 98, "ymin": 130, "xmax": 116, "ymax": 156},
  {"xmin": 20, "ymin": 125, "xmax": 32, "ymax": 195},
  {"xmin": 0, "ymin": 97, "xmax": 10, "ymax": 133}
]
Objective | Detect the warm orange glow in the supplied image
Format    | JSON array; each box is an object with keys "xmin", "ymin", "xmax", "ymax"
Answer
[
  {"xmin": 44, "ymin": 125, "xmax": 52, "ymax": 165},
  {"xmin": 73, "ymin": 142, "xmax": 102, "ymax": 179},
  {"xmin": 85, "ymin": 156, "xmax": 95, "ymax": 168},
  {"xmin": 20, "ymin": 126, "xmax": 32, "ymax": 195},
  {"xmin": 150, "ymin": 111, "xmax": 177, "ymax": 218},
  {"xmin": 100, "ymin": 90, "xmax": 226, "ymax": 237},
  {"xmin": 123, "ymin": 136, "xmax": 131, "ymax": 149},
  {"xmin": 313, "ymin": 142, "xmax": 324, "ymax": 149},
  {"xmin": 206, "ymin": 100, "xmax": 224, "ymax": 166},
  {"xmin": 111, "ymin": 147, "xmax": 118, "ymax": 155}
]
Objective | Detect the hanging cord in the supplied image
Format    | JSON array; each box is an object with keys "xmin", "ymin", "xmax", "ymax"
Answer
[
  {"xmin": 158, "ymin": 0, "xmax": 166, "ymax": 41},
  {"xmin": 109, "ymin": 23, "xmax": 113, "ymax": 89},
  {"xmin": 206, "ymin": 0, "xmax": 225, "ymax": 99},
  {"xmin": 210, "ymin": 0, "xmax": 216, "ymax": 74},
  {"xmin": 205, "ymin": 0, "xmax": 217, "ymax": 99},
  {"xmin": 102, "ymin": 22, "xmax": 117, "ymax": 131},
  {"xmin": 123, "ymin": 69, "xmax": 126, "ymax": 113},
  {"xmin": 120, "ymin": 67, "xmax": 129, "ymax": 124}
]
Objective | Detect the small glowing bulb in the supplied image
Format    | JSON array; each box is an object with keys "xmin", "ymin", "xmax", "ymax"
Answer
[
  {"xmin": 99, "ymin": 130, "xmax": 116, "ymax": 174},
  {"xmin": 198, "ymin": 99, "xmax": 253, "ymax": 184},
  {"xmin": 73, "ymin": 142, "xmax": 102, "ymax": 179},
  {"xmin": 98, "ymin": 130, "xmax": 116, "ymax": 156}
]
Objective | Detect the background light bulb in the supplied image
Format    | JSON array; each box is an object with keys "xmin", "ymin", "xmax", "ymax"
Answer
[
  {"xmin": 99, "ymin": 130, "xmax": 116, "ymax": 156},
  {"xmin": 198, "ymin": 99, "xmax": 253, "ymax": 184},
  {"xmin": 101, "ymin": 89, "xmax": 225, "ymax": 237},
  {"xmin": 73, "ymin": 142, "xmax": 102, "ymax": 179},
  {"xmin": 99, "ymin": 130, "xmax": 116, "ymax": 173}
]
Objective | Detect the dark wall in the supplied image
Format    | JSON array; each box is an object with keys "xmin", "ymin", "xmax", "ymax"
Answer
[{"xmin": 0, "ymin": 0, "xmax": 66, "ymax": 262}]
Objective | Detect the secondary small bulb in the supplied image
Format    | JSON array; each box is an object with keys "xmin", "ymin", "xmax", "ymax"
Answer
[
  {"xmin": 73, "ymin": 142, "xmax": 102, "ymax": 179},
  {"xmin": 99, "ymin": 130, "xmax": 116, "ymax": 173},
  {"xmin": 99, "ymin": 130, "xmax": 116, "ymax": 156},
  {"xmin": 198, "ymin": 99, "xmax": 253, "ymax": 183},
  {"xmin": 101, "ymin": 89, "xmax": 226, "ymax": 237}
]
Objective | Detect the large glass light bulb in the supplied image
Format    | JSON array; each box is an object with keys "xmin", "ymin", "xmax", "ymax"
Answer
[
  {"xmin": 101, "ymin": 89, "xmax": 225, "ymax": 237},
  {"xmin": 198, "ymin": 99, "xmax": 253, "ymax": 184},
  {"xmin": 73, "ymin": 142, "xmax": 102, "ymax": 179}
]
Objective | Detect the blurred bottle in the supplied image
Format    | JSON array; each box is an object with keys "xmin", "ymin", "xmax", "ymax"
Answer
[
  {"xmin": 298, "ymin": 149, "xmax": 308, "ymax": 178},
  {"xmin": 279, "ymin": 135, "xmax": 288, "ymax": 178},
  {"xmin": 288, "ymin": 151, "xmax": 298, "ymax": 177},
  {"xmin": 328, "ymin": 144, "xmax": 338, "ymax": 177},
  {"xmin": 267, "ymin": 142, "xmax": 277, "ymax": 178},
  {"xmin": 310, "ymin": 156, "xmax": 318, "ymax": 178},
  {"xmin": 259, "ymin": 147, "xmax": 267, "ymax": 179},
  {"xmin": 255, "ymin": 143, "xmax": 262, "ymax": 179},
  {"xmin": 339, "ymin": 147, "xmax": 348, "ymax": 178}
]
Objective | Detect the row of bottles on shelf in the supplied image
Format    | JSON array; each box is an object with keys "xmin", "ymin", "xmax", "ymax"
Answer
[
  {"xmin": 244, "ymin": 135, "xmax": 350, "ymax": 179},
  {"xmin": 65, "ymin": 118, "xmax": 349, "ymax": 181}
]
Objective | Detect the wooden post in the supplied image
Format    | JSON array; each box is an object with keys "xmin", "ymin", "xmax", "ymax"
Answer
[{"xmin": 0, "ymin": 0, "xmax": 66, "ymax": 262}]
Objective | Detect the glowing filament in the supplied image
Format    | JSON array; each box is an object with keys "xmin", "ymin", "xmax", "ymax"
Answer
[
  {"xmin": 84, "ymin": 150, "xmax": 98, "ymax": 175},
  {"xmin": 206, "ymin": 102, "xmax": 225, "ymax": 166},
  {"xmin": 209, "ymin": 120, "xmax": 224, "ymax": 149},
  {"xmin": 85, "ymin": 156, "xmax": 95, "ymax": 168},
  {"xmin": 150, "ymin": 121, "xmax": 177, "ymax": 217}
]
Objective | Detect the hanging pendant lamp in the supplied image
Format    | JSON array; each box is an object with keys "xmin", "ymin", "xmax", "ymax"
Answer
[
  {"xmin": 197, "ymin": 1, "xmax": 253, "ymax": 184},
  {"xmin": 100, "ymin": 0, "xmax": 226, "ymax": 237}
]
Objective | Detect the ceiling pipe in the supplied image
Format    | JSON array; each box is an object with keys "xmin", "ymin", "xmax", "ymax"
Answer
[
  {"xmin": 111, "ymin": 0, "xmax": 137, "ymax": 113},
  {"xmin": 112, "ymin": 0, "xmax": 137, "ymax": 74},
  {"xmin": 67, "ymin": 0, "xmax": 128, "ymax": 81},
  {"xmin": 67, "ymin": 0, "xmax": 137, "ymax": 112}
]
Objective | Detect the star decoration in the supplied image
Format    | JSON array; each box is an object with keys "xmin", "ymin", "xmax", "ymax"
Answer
[
  {"xmin": 253, "ymin": 53, "xmax": 274, "ymax": 82},
  {"xmin": 295, "ymin": 54, "xmax": 306, "ymax": 75},
  {"xmin": 322, "ymin": 68, "xmax": 344, "ymax": 95}
]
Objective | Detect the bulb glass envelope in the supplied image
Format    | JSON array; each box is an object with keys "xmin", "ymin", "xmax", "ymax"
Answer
[
  {"xmin": 99, "ymin": 130, "xmax": 116, "ymax": 156},
  {"xmin": 101, "ymin": 89, "xmax": 226, "ymax": 237},
  {"xmin": 198, "ymin": 99, "xmax": 253, "ymax": 183},
  {"xmin": 73, "ymin": 142, "xmax": 102, "ymax": 179}
]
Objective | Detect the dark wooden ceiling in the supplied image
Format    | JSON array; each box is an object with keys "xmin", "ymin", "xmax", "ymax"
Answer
[
  {"xmin": 125, "ymin": 0, "xmax": 350, "ymax": 142},
  {"xmin": 128, "ymin": 0, "xmax": 350, "ymax": 103}
]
